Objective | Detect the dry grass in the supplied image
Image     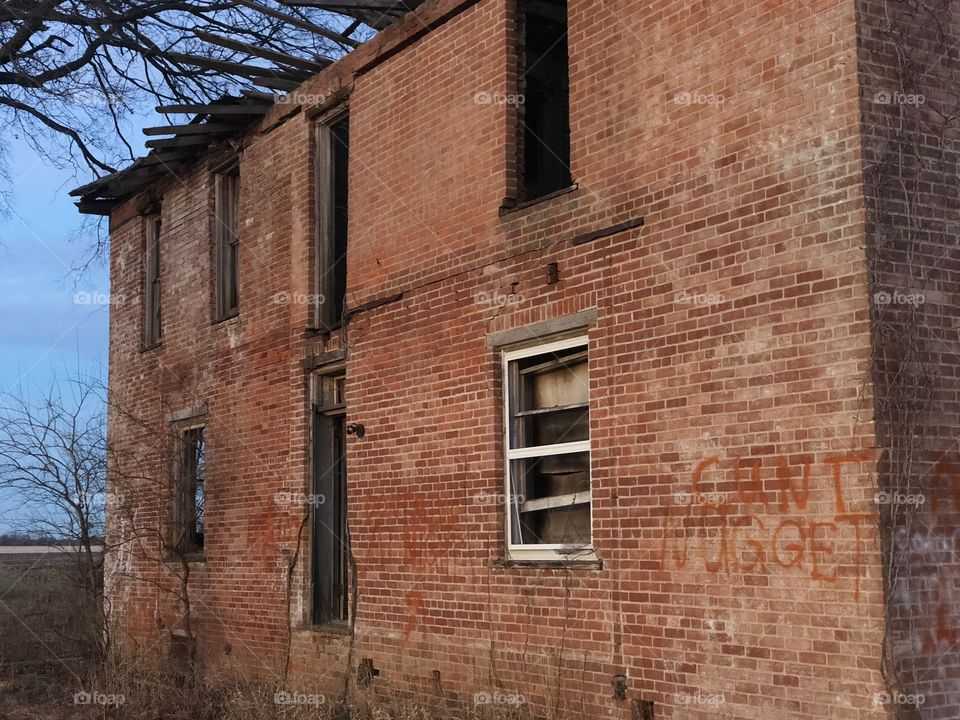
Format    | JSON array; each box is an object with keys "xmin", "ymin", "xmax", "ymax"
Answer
[
  {"xmin": 0, "ymin": 656, "xmax": 537, "ymax": 720},
  {"xmin": 0, "ymin": 561, "xmax": 533, "ymax": 720},
  {"xmin": 0, "ymin": 560, "xmax": 98, "ymax": 667}
]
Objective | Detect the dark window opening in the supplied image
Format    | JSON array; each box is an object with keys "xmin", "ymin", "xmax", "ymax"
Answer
[
  {"xmin": 519, "ymin": 0, "xmax": 571, "ymax": 201},
  {"xmin": 176, "ymin": 427, "xmax": 205, "ymax": 554},
  {"xmin": 316, "ymin": 117, "xmax": 349, "ymax": 331},
  {"xmin": 215, "ymin": 165, "xmax": 240, "ymax": 320},
  {"xmin": 144, "ymin": 215, "xmax": 162, "ymax": 348},
  {"xmin": 312, "ymin": 373, "xmax": 348, "ymax": 625}
]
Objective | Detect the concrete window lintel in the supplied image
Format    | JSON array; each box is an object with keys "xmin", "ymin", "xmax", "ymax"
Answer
[{"xmin": 486, "ymin": 308, "xmax": 599, "ymax": 349}]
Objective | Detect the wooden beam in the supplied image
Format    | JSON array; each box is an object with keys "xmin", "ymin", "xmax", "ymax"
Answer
[
  {"xmin": 87, "ymin": 168, "xmax": 169, "ymax": 199},
  {"xmin": 281, "ymin": 1, "xmax": 407, "ymax": 29},
  {"xmin": 284, "ymin": 0, "xmax": 410, "ymax": 8},
  {"xmin": 239, "ymin": 0, "xmax": 360, "ymax": 48},
  {"xmin": 342, "ymin": 18, "xmax": 363, "ymax": 37},
  {"xmin": 141, "ymin": 151, "xmax": 198, "ymax": 166},
  {"xmin": 355, "ymin": 9, "xmax": 400, "ymax": 29},
  {"xmin": 193, "ymin": 31, "xmax": 331, "ymax": 74},
  {"xmin": 242, "ymin": 89, "xmax": 280, "ymax": 103},
  {"xmin": 76, "ymin": 200, "xmax": 116, "ymax": 215},
  {"xmin": 250, "ymin": 76, "xmax": 302, "ymax": 91},
  {"xmin": 70, "ymin": 170, "xmax": 127, "ymax": 196},
  {"xmin": 156, "ymin": 103, "xmax": 270, "ymax": 115},
  {"xmin": 71, "ymin": 142, "xmax": 202, "ymax": 203},
  {"xmin": 142, "ymin": 123, "xmax": 245, "ymax": 136},
  {"xmin": 161, "ymin": 51, "xmax": 310, "ymax": 81},
  {"xmin": 145, "ymin": 135, "xmax": 216, "ymax": 149}
]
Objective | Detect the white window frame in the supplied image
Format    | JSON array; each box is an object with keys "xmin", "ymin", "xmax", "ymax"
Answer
[{"xmin": 502, "ymin": 334, "xmax": 594, "ymax": 561}]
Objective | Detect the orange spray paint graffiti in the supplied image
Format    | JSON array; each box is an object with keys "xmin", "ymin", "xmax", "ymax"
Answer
[{"xmin": 660, "ymin": 451, "xmax": 876, "ymax": 601}]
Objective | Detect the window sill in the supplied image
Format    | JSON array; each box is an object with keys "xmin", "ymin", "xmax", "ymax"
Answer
[
  {"xmin": 140, "ymin": 340, "xmax": 162, "ymax": 353},
  {"xmin": 163, "ymin": 552, "xmax": 206, "ymax": 565},
  {"xmin": 499, "ymin": 183, "xmax": 579, "ymax": 216},
  {"xmin": 295, "ymin": 622, "xmax": 351, "ymax": 637},
  {"xmin": 304, "ymin": 322, "xmax": 342, "ymax": 338},
  {"xmin": 212, "ymin": 313, "xmax": 240, "ymax": 327},
  {"xmin": 491, "ymin": 557, "xmax": 602, "ymax": 570}
]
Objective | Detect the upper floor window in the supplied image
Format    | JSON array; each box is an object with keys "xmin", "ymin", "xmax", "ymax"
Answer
[
  {"xmin": 503, "ymin": 335, "xmax": 591, "ymax": 559},
  {"xmin": 143, "ymin": 214, "xmax": 162, "ymax": 348},
  {"xmin": 314, "ymin": 115, "xmax": 349, "ymax": 330},
  {"xmin": 214, "ymin": 163, "xmax": 240, "ymax": 321},
  {"xmin": 518, "ymin": 0, "xmax": 571, "ymax": 201}
]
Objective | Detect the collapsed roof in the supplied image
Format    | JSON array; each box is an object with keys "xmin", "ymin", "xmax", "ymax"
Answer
[{"xmin": 70, "ymin": 1, "xmax": 429, "ymax": 215}]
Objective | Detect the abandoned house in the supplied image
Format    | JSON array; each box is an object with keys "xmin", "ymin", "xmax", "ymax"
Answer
[{"xmin": 73, "ymin": 0, "xmax": 960, "ymax": 717}]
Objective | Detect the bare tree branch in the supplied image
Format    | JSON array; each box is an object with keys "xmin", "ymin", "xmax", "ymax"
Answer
[{"xmin": 0, "ymin": 0, "xmax": 381, "ymax": 230}]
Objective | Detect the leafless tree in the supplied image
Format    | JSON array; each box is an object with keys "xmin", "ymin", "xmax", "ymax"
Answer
[
  {"xmin": 0, "ymin": 373, "xmax": 108, "ymax": 656},
  {"xmin": 0, "ymin": 1, "xmax": 390, "ymax": 217}
]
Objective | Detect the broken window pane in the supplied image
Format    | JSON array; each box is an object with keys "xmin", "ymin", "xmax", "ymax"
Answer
[
  {"xmin": 511, "ymin": 346, "xmax": 589, "ymax": 448},
  {"xmin": 505, "ymin": 338, "xmax": 591, "ymax": 552}
]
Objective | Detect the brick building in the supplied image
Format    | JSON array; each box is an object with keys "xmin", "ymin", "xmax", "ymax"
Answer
[{"xmin": 74, "ymin": 0, "xmax": 960, "ymax": 717}]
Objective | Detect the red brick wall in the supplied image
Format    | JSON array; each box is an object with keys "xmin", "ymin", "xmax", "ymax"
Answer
[
  {"xmin": 104, "ymin": 0, "xmax": 894, "ymax": 717},
  {"xmin": 858, "ymin": 0, "xmax": 960, "ymax": 717},
  {"xmin": 106, "ymin": 114, "xmax": 318, "ymax": 670}
]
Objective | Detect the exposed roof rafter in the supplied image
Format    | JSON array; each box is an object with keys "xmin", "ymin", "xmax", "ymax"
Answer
[{"xmin": 71, "ymin": 1, "xmax": 432, "ymax": 214}]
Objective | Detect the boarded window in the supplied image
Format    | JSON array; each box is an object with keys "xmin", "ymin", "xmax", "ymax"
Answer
[
  {"xmin": 518, "ymin": 0, "xmax": 571, "ymax": 201},
  {"xmin": 143, "ymin": 215, "xmax": 162, "ymax": 348},
  {"xmin": 314, "ymin": 116, "xmax": 349, "ymax": 330},
  {"xmin": 504, "ymin": 337, "xmax": 590, "ymax": 557},
  {"xmin": 175, "ymin": 426, "xmax": 205, "ymax": 554},
  {"xmin": 215, "ymin": 164, "xmax": 240, "ymax": 320}
]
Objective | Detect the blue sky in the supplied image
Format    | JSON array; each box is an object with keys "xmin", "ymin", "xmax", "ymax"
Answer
[
  {"xmin": 0, "ymin": 133, "xmax": 125, "ymax": 534},
  {"xmin": 0, "ymin": 136, "xmax": 112, "ymax": 399}
]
